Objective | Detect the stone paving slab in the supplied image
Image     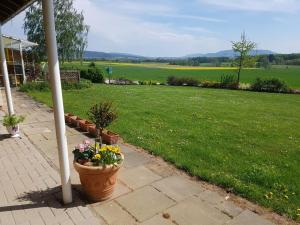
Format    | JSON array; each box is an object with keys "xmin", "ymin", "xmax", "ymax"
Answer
[
  {"xmin": 0, "ymin": 90, "xmax": 282, "ymax": 225},
  {"xmin": 116, "ymin": 186, "xmax": 176, "ymax": 222},
  {"xmin": 139, "ymin": 215, "xmax": 174, "ymax": 225},
  {"xmin": 227, "ymin": 210, "xmax": 276, "ymax": 225},
  {"xmin": 152, "ymin": 175, "xmax": 205, "ymax": 202},
  {"xmin": 119, "ymin": 166, "xmax": 162, "ymax": 189},
  {"xmin": 93, "ymin": 201, "xmax": 138, "ymax": 225},
  {"xmin": 166, "ymin": 196, "xmax": 231, "ymax": 225}
]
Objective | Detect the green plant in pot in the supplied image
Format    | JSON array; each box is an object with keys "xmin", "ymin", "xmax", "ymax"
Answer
[
  {"xmin": 88, "ymin": 101, "xmax": 118, "ymax": 146},
  {"xmin": 3, "ymin": 114, "xmax": 25, "ymax": 138}
]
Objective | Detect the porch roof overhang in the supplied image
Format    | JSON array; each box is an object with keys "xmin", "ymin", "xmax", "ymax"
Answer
[
  {"xmin": 0, "ymin": 0, "xmax": 36, "ymax": 25},
  {"xmin": 2, "ymin": 34, "xmax": 38, "ymax": 49}
]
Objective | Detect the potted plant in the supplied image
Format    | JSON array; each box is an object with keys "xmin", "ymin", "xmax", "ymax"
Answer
[
  {"xmin": 2, "ymin": 114, "xmax": 25, "ymax": 138},
  {"xmin": 73, "ymin": 140, "xmax": 123, "ymax": 201},
  {"xmin": 88, "ymin": 101, "xmax": 118, "ymax": 145}
]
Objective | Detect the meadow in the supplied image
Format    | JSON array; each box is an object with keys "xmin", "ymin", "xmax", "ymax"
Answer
[
  {"xmin": 62, "ymin": 61, "xmax": 300, "ymax": 89},
  {"xmin": 28, "ymin": 84, "xmax": 300, "ymax": 220}
]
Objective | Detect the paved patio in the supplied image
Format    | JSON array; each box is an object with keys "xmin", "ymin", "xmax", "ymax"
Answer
[{"xmin": 0, "ymin": 89, "xmax": 290, "ymax": 225}]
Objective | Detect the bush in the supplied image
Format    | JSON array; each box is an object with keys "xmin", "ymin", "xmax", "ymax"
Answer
[
  {"xmin": 167, "ymin": 76, "xmax": 199, "ymax": 86},
  {"xmin": 80, "ymin": 68, "xmax": 104, "ymax": 83},
  {"xmin": 20, "ymin": 79, "xmax": 92, "ymax": 92},
  {"xmin": 89, "ymin": 62, "xmax": 96, "ymax": 67},
  {"xmin": 88, "ymin": 68, "xmax": 104, "ymax": 83},
  {"xmin": 200, "ymin": 80, "xmax": 221, "ymax": 88},
  {"xmin": 19, "ymin": 82, "xmax": 50, "ymax": 92},
  {"xmin": 220, "ymin": 75, "xmax": 238, "ymax": 89},
  {"xmin": 251, "ymin": 78, "xmax": 289, "ymax": 93},
  {"xmin": 114, "ymin": 77, "xmax": 133, "ymax": 85},
  {"xmin": 140, "ymin": 80, "xmax": 160, "ymax": 85},
  {"xmin": 61, "ymin": 79, "xmax": 92, "ymax": 90}
]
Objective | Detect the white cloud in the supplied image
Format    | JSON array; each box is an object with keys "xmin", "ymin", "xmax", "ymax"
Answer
[
  {"xmin": 198, "ymin": 0, "xmax": 300, "ymax": 12},
  {"xmin": 161, "ymin": 14, "xmax": 226, "ymax": 23},
  {"xmin": 74, "ymin": 0, "xmax": 226, "ymax": 57}
]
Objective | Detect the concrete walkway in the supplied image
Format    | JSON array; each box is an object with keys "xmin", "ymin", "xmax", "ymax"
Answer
[{"xmin": 0, "ymin": 90, "xmax": 290, "ymax": 225}]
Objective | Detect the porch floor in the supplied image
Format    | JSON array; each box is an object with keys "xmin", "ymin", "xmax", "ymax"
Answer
[{"xmin": 0, "ymin": 89, "xmax": 285, "ymax": 225}]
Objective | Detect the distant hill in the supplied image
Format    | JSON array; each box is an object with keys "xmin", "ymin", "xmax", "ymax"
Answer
[
  {"xmin": 84, "ymin": 51, "xmax": 146, "ymax": 60},
  {"xmin": 185, "ymin": 50, "xmax": 275, "ymax": 58},
  {"xmin": 84, "ymin": 49, "xmax": 276, "ymax": 60}
]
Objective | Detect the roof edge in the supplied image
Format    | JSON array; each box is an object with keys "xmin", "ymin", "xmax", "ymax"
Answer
[{"xmin": 1, "ymin": 0, "xmax": 37, "ymax": 25}]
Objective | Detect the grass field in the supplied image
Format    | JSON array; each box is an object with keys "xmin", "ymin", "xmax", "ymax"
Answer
[
  {"xmin": 27, "ymin": 84, "xmax": 300, "ymax": 220},
  {"xmin": 62, "ymin": 61, "xmax": 300, "ymax": 89}
]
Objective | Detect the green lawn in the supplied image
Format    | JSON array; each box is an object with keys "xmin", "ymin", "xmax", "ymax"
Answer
[
  {"xmin": 62, "ymin": 61, "xmax": 300, "ymax": 89},
  {"xmin": 28, "ymin": 85, "xmax": 300, "ymax": 220}
]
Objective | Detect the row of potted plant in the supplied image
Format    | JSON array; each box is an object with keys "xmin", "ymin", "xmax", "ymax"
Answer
[
  {"xmin": 65, "ymin": 112, "xmax": 119, "ymax": 145},
  {"xmin": 71, "ymin": 101, "xmax": 124, "ymax": 201}
]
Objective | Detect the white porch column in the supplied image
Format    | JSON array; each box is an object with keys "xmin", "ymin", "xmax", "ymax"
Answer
[
  {"xmin": 0, "ymin": 25, "xmax": 14, "ymax": 115},
  {"xmin": 41, "ymin": 0, "xmax": 72, "ymax": 204},
  {"xmin": 19, "ymin": 43, "xmax": 26, "ymax": 84}
]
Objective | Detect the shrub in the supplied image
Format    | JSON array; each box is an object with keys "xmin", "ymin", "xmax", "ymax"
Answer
[
  {"xmin": 220, "ymin": 75, "xmax": 238, "ymax": 89},
  {"xmin": 61, "ymin": 79, "xmax": 92, "ymax": 90},
  {"xmin": 88, "ymin": 68, "xmax": 104, "ymax": 83},
  {"xmin": 251, "ymin": 78, "xmax": 289, "ymax": 93},
  {"xmin": 80, "ymin": 68, "xmax": 104, "ymax": 83},
  {"xmin": 89, "ymin": 62, "xmax": 96, "ymax": 67},
  {"xmin": 19, "ymin": 82, "xmax": 50, "ymax": 92},
  {"xmin": 114, "ymin": 77, "xmax": 133, "ymax": 85},
  {"xmin": 20, "ymin": 79, "xmax": 92, "ymax": 92},
  {"xmin": 200, "ymin": 80, "xmax": 221, "ymax": 88},
  {"xmin": 80, "ymin": 68, "xmax": 88, "ymax": 79},
  {"xmin": 140, "ymin": 80, "xmax": 160, "ymax": 85},
  {"xmin": 167, "ymin": 76, "xmax": 199, "ymax": 86}
]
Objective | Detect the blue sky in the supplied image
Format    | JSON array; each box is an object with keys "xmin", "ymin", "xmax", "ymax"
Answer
[{"xmin": 3, "ymin": 0, "xmax": 300, "ymax": 57}]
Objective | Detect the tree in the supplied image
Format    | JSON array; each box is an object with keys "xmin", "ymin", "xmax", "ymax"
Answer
[
  {"xmin": 232, "ymin": 32, "xmax": 256, "ymax": 84},
  {"xmin": 24, "ymin": 0, "xmax": 89, "ymax": 63}
]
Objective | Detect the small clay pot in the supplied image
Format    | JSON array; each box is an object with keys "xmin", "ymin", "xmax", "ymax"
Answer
[
  {"xmin": 88, "ymin": 125, "xmax": 97, "ymax": 137},
  {"xmin": 65, "ymin": 113, "xmax": 74, "ymax": 124},
  {"xmin": 79, "ymin": 120, "xmax": 94, "ymax": 132},
  {"xmin": 102, "ymin": 131, "xmax": 119, "ymax": 144},
  {"xmin": 70, "ymin": 116, "xmax": 81, "ymax": 127}
]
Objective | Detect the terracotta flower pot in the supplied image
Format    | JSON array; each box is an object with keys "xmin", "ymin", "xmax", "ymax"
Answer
[
  {"xmin": 76, "ymin": 119, "xmax": 86, "ymax": 129},
  {"xmin": 65, "ymin": 113, "xmax": 74, "ymax": 124},
  {"xmin": 79, "ymin": 120, "xmax": 94, "ymax": 132},
  {"xmin": 102, "ymin": 131, "xmax": 119, "ymax": 144},
  {"xmin": 73, "ymin": 158, "xmax": 123, "ymax": 201},
  {"xmin": 70, "ymin": 116, "xmax": 81, "ymax": 127},
  {"xmin": 88, "ymin": 125, "xmax": 97, "ymax": 137}
]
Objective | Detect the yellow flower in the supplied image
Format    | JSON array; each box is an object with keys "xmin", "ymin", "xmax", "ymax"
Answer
[
  {"xmin": 94, "ymin": 154, "xmax": 101, "ymax": 159},
  {"xmin": 100, "ymin": 146, "xmax": 107, "ymax": 151},
  {"xmin": 110, "ymin": 145, "xmax": 120, "ymax": 153}
]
